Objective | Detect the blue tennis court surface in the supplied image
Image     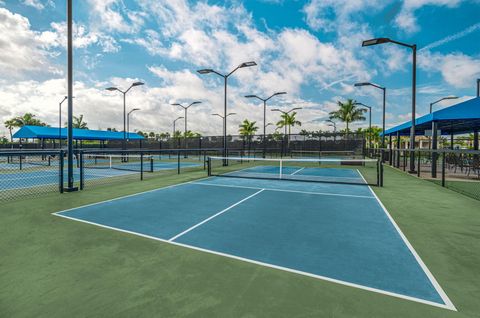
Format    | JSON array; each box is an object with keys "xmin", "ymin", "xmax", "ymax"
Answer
[{"xmin": 54, "ymin": 169, "xmax": 455, "ymax": 310}]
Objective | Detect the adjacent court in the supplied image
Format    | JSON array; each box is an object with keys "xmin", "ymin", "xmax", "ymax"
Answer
[{"xmin": 53, "ymin": 164, "xmax": 456, "ymax": 311}]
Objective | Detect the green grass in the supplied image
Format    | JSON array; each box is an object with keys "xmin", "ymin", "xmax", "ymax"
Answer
[{"xmin": 1, "ymin": 167, "xmax": 479, "ymax": 317}]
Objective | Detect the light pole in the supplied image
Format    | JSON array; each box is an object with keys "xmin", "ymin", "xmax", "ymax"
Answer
[
  {"xmin": 173, "ymin": 116, "xmax": 184, "ymax": 149},
  {"xmin": 245, "ymin": 92, "xmax": 287, "ymax": 158},
  {"xmin": 362, "ymin": 37, "xmax": 416, "ymax": 172},
  {"xmin": 106, "ymin": 81, "xmax": 144, "ymax": 152},
  {"xmin": 171, "ymin": 101, "xmax": 201, "ymax": 151},
  {"xmin": 354, "ymin": 82, "xmax": 386, "ymax": 148},
  {"xmin": 430, "ymin": 96, "xmax": 458, "ymax": 114},
  {"xmin": 58, "ymin": 96, "xmax": 67, "ymax": 148},
  {"xmin": 272, "ymin": 107, "xmax": 302, "ymax": 155},
  {"xmin": 326, "ymin": 119, "xmax": 337, "ymax": 133},
  {"xmin": 127, "ymin": 108, "xmax": 140, "ymax": 141},
  {"xmin": 197, "ymin": 61, "xmax": 257, "ymax": 160},
  {"xmin": 357, "ymin": 103, "xmax": 372, "ymax": 150}
]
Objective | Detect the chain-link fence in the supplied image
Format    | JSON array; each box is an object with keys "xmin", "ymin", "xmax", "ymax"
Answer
[
  {"xmin": 0, "ymin": 150, "xmax": 64, "ymax": 201},
  {"xmin": 369, "ymin": 148, "xmax": 480, "ymax": 201}
]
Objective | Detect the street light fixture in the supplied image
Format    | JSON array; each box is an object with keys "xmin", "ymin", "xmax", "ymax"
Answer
[
  {"xmin": 362, "ymin": 37, "xmax": 417, "ymax": 172},
  {"xmin": 171, "ymin": 101, "xmax": 202, "ymax": 151},
  {"xmin": 429, "ymin": 96, "xmax": 458, "ymax": 113},
  {"xmin": 197, "ymin": 61, "xmax": 257, "ymax": 159},
  {"xmin": 127, "ymin": 108, "xmax": 140, "ymax": 141},
  {"xmin": 354, "ymin": 82, "xmax": 386, "ymax": 148},
  {"xmin": 325, "ymin": 119, "xmax": 337, "ymax": 133},
  {"xmin": 212, "ymin": 112, "xmax": 236, "ymax": 119},
  {"xmin": 245, "ymin": 91, "xmax": 287, "ymax": 157},
  {"xmin": 271, "ymin": 107, "xmax": 302, "ymax": 155},
  {"xmin": 105, "ymin": 81, "xmax": 144, "ymax": 152},
  {"xmin": 357, "ymin": 103, "xmax": 372, "ymax": 150}
]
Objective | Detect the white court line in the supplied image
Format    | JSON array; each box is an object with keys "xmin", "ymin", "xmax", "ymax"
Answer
[
  {"xmin": 290, "ymin": 167, "xmax": 305, "ymax": 175},
  {"xmin": 53, "ymin": 177, "xmax": 211, "ymax": 216},
  {"xmin": 168, "ymin": 189, "xmax": 264, "ymax": 241},
  {"xmin": 52, "ymin": 212, "xmax": 456, "ymax": 310},
  {"xmin": 192, "ymin": 182, "xmax": 375, "ymax": 199},
  {"xmin": 356, "ymin": 170, "xmax": 457, "ymax": 311}
]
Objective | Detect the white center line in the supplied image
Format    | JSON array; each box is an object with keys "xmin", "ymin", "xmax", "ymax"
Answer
[{"xmin": 168, "ymin": 189, "xmax": 265, "ymax": 242}]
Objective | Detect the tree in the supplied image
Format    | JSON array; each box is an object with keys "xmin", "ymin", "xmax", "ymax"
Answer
[
  {"xmin": 67, "ymin": 115, "xmax": 88, "ymax": 129},
  {"xmin": 276, "ymin": 112, "xmax": 301, "ymax": 136},
  {"xmin": 14, "ymin": 113, "xmax": 47, "ymax": 127},
  {"xmin": 4, "ymin": 119, "xmax": 17, "ymax": 142},
  {"xmin": 239, "ymin": 119, "xmax": 259, "ymax": 154},
  {"xmin": 329, "ymin": 99, "xmax": 366, "ymax": 135},
  {"xmin": 148, "ymin": 132, "xmax": 155, "ymax": 139},
  {"xmin": 107, "ymin": 127, "xmax": 118, "ymax": 132}
]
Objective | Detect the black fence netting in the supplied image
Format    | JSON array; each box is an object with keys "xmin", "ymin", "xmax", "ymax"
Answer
[
  {"xmin": 0, "ymin": 150, "xmax": 64, "ymax": 201},
  {"xmin": 369, "ymin": 148, "xmax": 480, "ymax": 201}
]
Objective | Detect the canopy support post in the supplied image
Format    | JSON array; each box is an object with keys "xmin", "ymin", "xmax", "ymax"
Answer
[{"xmin": 431, "ymin": 121, "xmax": 438, "ymax": 178}]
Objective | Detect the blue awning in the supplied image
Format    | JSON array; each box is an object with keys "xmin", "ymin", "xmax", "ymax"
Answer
[
  {"xmin": 383, "ymin": 97, "xmax": 480, "ymax": 136},
  {"xmin": 12, "ymin": 126, "xmax": 145, "ymax": 141}
]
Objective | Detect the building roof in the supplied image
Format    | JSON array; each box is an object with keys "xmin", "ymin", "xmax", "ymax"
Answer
[
  {"xmin": 383, "ymin": 97, "xmax": 480, "ymax": 136},
  {"xmin": 12, "ymin": 125, "xmax": 145, "ymax": 141}
]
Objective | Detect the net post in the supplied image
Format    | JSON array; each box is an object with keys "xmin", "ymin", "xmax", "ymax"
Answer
[
  {"xmin": 177, "ymin": 151, "xmax": 180, "ymax": 174},
  {"xmin": 59, "ymin": 150, "xmax": 64, "ymax": 193},
  {"xmin": 150, "ymin": 155, "xmax": 154, "ymax": 172},
  {"xmin": 279, "ymin": 159, "xmax": 283, "ymax": 179},
  {"xmin": 441, "ymin": 152, "xmax": 446, "ymax": 187},
  {"xmin": 79, "ymin": 151, "xmax": 84, "ymax": 190},
  {"xmin": 140, "ymin": 152, "xmax": 144, "ymax": 180},
  {"xmin": 19, "ymin": 154, "xmax": 23, "ymax": 170},
  {"xmin": 109, "ymin": 155, "xmax": 112, "ymax": 169},
  {"xmin": 207, "ymin": 157, "xmax": 211, "ymax": 176}
]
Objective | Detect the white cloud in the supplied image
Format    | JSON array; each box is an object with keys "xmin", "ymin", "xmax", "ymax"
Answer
[
  {"xmin": 22, "ymin": 0, "xmax": 54, "ymax": 10},
  {"xmin": 394, "ymin": 0, "xmax": 461, "ymax": 33},
  {"xmin": 0, "ymin": 8, "xmax": 60, "ymax": 77},
  {"xmin": 302, "ymin": 0, "xmax": 386, "ymax": 32},
  {"xmin": 87, "ymin": 0, "xmax": 146, "ymax": 34}
]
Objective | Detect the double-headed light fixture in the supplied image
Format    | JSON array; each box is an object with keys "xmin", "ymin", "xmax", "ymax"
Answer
[
  {"xmin": 245, "ymin": 92, "xmax": 287, "ymax": 158},
  {"xmin": 106, "ymin": 81, "xmax": 144, "ymax": 150},
  {"xmin": 197, "ymin": 61, "xmax": 257, "ymax": 157}
]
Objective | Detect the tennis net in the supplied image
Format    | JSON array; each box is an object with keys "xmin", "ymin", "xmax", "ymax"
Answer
[
  {"xmin": 83, "ymin": 154, "xmax": 154, "ymax": 172},
  {"xmin": 208, "ymin": 156, "xmax": 383, "ymax": 186},
  {"xmin": 290, "ymin": 150, "xmax": 360, "ymax": 159},
  {"xmin": 8, "ymin": 154, "xmax": 55, "ymax": 167}
]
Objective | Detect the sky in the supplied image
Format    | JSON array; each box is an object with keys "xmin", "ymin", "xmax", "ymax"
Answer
[{"xmin": 0, "ymin": 0, "xmax": 480, "ymax": 138}]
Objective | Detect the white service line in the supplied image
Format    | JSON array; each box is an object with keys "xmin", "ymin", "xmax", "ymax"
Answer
[
  {"xmin": 168, "ymin": 189, "xmax": 265, "ymax": 242},
  {"xmin": 290, "ymin": 167, "xmax": 305, "ymax": 175},
  {"xmin": 193, "ymin": 182, "xmax": 375, "ymax": 199}
]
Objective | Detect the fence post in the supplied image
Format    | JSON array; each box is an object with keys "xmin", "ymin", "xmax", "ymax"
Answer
[
  {"xmin": 207, "ymin": 157, "xmax": 211, "ymax": 176},
  {"xmin": 59, "ymin": 150, "xmax": 64, "ymax": 193},
  {"xmin": 442, "ymin": 152, "xmax": 446, "ymax": 187},
  {"xmin": 79, "ymin": 151, "xmax": 84, "ymax": 190},
  {"xmin": 417, "ymin": 151, "xmax": 421, "ymax": 177},
  {"xmin": 140, "ymin": 152, "xmax": 144, "ymax": 180}
]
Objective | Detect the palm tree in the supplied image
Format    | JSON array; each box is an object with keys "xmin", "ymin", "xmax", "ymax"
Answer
[
  {"xmin": 239, "ymin": 119, "xmax": 259, "ymax": 154},
  {"xmin": 69, "ymin": 115, "xmax": 88, "ymax": 129},
  {"xmin": 329, "ymin": 99, "xmax": 366, "ymax": 137},
  {"xmin": 148, "ymin": 132, "xmax": 155, "ymax": 139},
  {"xmin": 276, "ymin": 112, "xmax": 302, "ymax": 136},
  {"xmin": 4, "ymin": 119, "xmax": 17, "ymax": 142},
  {"xmin": 15, "ymin": 113, "xmax": 47, "ymax": 127}
]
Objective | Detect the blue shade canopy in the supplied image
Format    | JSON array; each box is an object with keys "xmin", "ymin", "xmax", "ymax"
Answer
[
  {"xmin": 12, "ymin": 126, "xmax": 144, "ymax": 141},
  {"xmin": 382, "ymin": 97, "xmax": 480, "ymax": 136}
]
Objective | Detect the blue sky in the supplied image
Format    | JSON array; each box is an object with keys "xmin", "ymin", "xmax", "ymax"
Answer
[{"xmin": 0, "ymin": 0, "xmax": 479, "ymax": 137}]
